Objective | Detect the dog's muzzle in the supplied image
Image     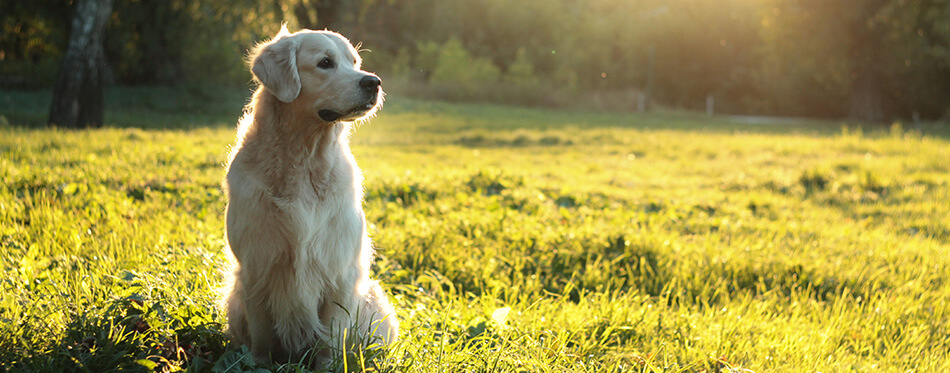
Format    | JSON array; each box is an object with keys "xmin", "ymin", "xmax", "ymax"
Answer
[
  {"xmin": 318, "ymin": 75, "xmax": 382, "ymax": 122},
  {"xmin": 318, "ymin": 109, "xmax": 344, "ymax": 122},
  {"xmin": 318, "ymin": 98, "xmax": 379, "ymax": 122}
]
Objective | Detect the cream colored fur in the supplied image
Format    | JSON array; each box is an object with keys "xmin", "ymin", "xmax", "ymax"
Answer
[{"xmin": 222, "ymin": 27, "xmax": 397, "ymax": 364}]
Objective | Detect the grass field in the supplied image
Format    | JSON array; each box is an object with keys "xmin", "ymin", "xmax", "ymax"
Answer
[{"xmin": 1, "ymin": 88, "xmax": 949, "ymax": 372}]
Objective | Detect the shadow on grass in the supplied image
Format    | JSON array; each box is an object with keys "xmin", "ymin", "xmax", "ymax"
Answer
[
  {"xmin": 383, "ymin": 95, "xmax": 950, "ymax": 140},
  {"xmin": 4, "ymin": 86, "xmax": 948, "ymax": 139},
  {"xmin": 0, "ymin": 86, "xmax": 249, "ymax": 130},
  {"xmin": 0, "ymin": 294, "xmax": 229, "ymax": 372}
]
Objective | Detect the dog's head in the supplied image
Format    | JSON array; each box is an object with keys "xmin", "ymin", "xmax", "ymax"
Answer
[{"xmin": 250, "ymin": 27, "xmax": 382, "ymax": 122}]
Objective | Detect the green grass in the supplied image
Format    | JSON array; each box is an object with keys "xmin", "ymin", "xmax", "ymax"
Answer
[{"xmin": 1, "ymin": 88, "xmax": 949, "ymax": 372}]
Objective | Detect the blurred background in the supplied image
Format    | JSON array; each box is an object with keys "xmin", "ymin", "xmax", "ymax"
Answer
[{"xmin": 2, "ymin": 0, "xmax": 949, "ymax": 123}]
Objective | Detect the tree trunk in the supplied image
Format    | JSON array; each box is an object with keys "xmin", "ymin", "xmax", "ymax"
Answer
[
  {"xmin": 294, "ymin": 0, "xmax": 352, "ymax": 31},
  {"xmin": 48, "ymin": 0, "xmax": 114, "ymax": 128},
  {"xmin": 847, "ymin": 27, "xmax": 886, "ymax": 123},
  {"xmin": 848, "ymin": 69, "xmax": 885, "ymax": 123},
  {"xmin": 846, "ymin": 0, "xmax": 887, "ymax": 123},
  {"xmin": 294, "ymin": 0, "xmax": 318, "ymax": 29}
]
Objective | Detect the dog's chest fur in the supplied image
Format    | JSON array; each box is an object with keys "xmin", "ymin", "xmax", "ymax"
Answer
[
  {"xmin": 276, "ymin": 138, "xmax": 365, "ymax": 286},
  {"xmin": 229, "ymin": 121, "xmax": 367, "ymax": 285}
]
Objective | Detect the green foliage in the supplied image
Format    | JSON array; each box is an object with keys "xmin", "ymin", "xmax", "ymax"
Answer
[
  {"xmin": 0, "ymin": 0, "xmax": 71, "ymax": 87},
  {"xmin": 430, "ymin": 38, "xmax": 501, "ymax": 96},
  {"xmin": 1, "ymin": 1, "xmax": 288, "ymax": 86},
  {"xmin": 105, "ymin": 0, "xmax": 288, "ymax": 85},
  {"xmin": 412, "ymin": 40, "xmax": 443, "ymax": 81},
  {"xmin": 503, "ymin": 48, "xmax": 538, "ymax": 87},
  {"xmin": 6, "ymin": 0, "xmax": 950, "ymax": 119},
  {"xmin": 1, "ymin": 89, "xmax": 950, "ymax": 371}
]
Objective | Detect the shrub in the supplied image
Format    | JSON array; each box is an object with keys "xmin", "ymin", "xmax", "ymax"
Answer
[
  {"xmin": 430, "ymin": 38, "xmax": 501, "ymax": 97},
  {"xmin": 503, "ymin": 48, "xmax": 539, "ymax": 87}
]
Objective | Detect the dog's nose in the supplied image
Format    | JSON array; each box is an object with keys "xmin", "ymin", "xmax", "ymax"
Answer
[{"xmin": 360, "ymin": 75, "xmax": 381, "ymax": 90}]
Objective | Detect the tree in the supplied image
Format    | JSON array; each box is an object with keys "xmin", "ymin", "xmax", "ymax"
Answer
[
  {"xmin": 845, "ymin": 0, "xmax": 890, "ymax": 123},
  {"xmin": 294, "ymin": 0, "xmax": 354, "ymax": 31},
  {"xmin": 48, "ymin": 0, "xmax": 113, "ymax": 128}
]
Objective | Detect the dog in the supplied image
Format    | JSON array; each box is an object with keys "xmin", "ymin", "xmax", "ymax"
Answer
[{"xmin": 222, "ymin": 26, "xmax": 398, "ymax": 364}]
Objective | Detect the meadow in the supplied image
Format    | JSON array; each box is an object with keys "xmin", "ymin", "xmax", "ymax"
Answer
[{"xmin": 1, "ymin": 88, "xmax": 949, "ymax": 372}]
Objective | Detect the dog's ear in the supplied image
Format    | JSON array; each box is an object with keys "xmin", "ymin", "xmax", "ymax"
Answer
[{"xmin": 251, "ymin": 35, "xmax": 301, "ymax": 103}]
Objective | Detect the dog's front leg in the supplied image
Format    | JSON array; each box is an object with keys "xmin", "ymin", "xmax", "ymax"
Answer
[
  {"xmin": 320, "ymin": 280, "xmax": 399, "ymax": 359},
  {"xmin": 243, "ymin": 288, "xmax": 288, "ymax": 362}
]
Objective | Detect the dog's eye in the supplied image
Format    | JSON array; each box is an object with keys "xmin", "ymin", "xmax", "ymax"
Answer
[{"xmin": 317, "ymin": 57, "xmax": 335, "ymax": 69}]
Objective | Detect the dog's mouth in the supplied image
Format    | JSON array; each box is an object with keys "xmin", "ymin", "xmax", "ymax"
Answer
[{"xmin": 318, "ymin": 100, "xmax": 379, "ymax": 123}]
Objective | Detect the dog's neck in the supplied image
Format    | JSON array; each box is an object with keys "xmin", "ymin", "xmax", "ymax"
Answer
[
  {"xmin": 238, "ymin": 89, "xmax": 354, "ymax": 198},
  {"xmin": 255, "ymin": 90, "xmax": 346, "ymax": 151}
]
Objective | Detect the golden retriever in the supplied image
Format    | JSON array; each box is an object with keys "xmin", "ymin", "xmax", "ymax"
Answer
[{"xmin": 222, "ymin": 27, "xmax": 398, "ymax": 364}]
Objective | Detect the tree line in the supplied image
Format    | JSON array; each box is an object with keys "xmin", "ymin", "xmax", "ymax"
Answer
[{"xmin": 2, "ymin": 0, "xmax": 948, "ymax": 125}]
